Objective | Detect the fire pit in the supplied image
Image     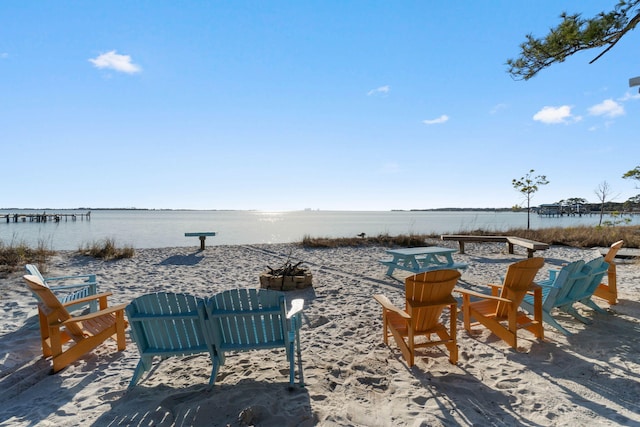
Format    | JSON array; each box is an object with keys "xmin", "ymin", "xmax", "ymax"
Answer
[{"xmin": 259, "ymin": 260, "xmax": 313, "ymax": 291}]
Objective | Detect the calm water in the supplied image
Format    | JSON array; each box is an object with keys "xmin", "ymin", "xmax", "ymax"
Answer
[{"xmin": 0, "ymin": 209, "xmax": 635, "ymax": 250}]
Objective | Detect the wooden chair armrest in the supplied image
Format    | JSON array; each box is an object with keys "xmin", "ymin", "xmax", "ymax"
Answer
[
  {"xmin": 286, "ymin": 299, "xmax": 305, "ymax": 319},
  {"xmin": 526, "ymin": 283, "xmax": 544, "ymax": 295},
  {"xmin": 64, "ymin": 303, "xmax": 127, "ymax": 324},
  {"xmin": 455, "ymin": 288, "xmax": 511, "ymax": 303},
  {"xmin": 61, "ymin": 292, "xmax": 113, "ymax": 308},
  {"xmin": 373, "ymin": 294, "xmax": 410, "ymax": 319}
]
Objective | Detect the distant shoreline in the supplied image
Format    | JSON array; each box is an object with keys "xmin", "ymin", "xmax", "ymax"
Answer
[
  {"xmin": 2, "ymin": 207, "xmax": 518, "ymax": 212},
  {"xmin": 1, "ymin": 207, "xmax": 633, "ymax": 215}
]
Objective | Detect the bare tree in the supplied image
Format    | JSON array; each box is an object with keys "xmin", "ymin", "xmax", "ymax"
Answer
[{"xmin": 594, "ymin": 181, "xmax": 615, "ymax": 226}]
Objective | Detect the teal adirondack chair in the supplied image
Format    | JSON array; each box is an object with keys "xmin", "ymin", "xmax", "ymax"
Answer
[
  {"xmin": 521, "ymin": 257, "xmax": 609, "ymax": 335},
  {"xmin": 25, "ymin": 264, "xmax": 98, "ymax": 313},
  {"xmin": 199, "ymin": 288, "xmax": 305, "ymax": 387},
  {"xmin": 521, "ymin": 260, "xmax": 587, "ymax": 335},
  {"xmin": 126, "ymin": 292, "xmax": 215, "ymax": 387},
  {"xmin": 563, "ymin": 257, "xmax": 610, "ymax": 323}
]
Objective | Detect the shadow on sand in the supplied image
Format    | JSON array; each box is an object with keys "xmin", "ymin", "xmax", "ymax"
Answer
[
  {"xmin": 158, "ymin": 251, "xmax": 205, "ymax": 266},
  {"xmin": 93, "ymin": 380, "xmax": 314, "ymax": 426}
]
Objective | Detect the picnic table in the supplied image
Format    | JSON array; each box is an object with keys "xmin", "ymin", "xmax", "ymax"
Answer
[{"xmin": 379, "ymin": 246, "xmax": 468, "ymax": 277}]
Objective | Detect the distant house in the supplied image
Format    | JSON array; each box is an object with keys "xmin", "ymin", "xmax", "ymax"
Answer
[{"xmin": 538, "ymin": 204, "xmax": 562, "ymax": 217}]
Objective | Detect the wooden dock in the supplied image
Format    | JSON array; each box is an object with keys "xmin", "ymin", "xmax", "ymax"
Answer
[{"xmin": 2, "ymin": 212, "xmax": 91, "ymax": 223}]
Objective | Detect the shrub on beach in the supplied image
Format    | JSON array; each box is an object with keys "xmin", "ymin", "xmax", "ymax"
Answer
[
  {"xmin": 505, "ymin": 225, "xmax": 640, "ymax": 248},
  {"xmin": 0, "ymin": 239, "xmax": 54, "ymax": 277},
  {"xmin": 302, "ymin": 233, "xmax": 436, "ymax": 248},
  {"xmin": 78, "ymin": 238, "xmax": 135, "ymax": 260}
]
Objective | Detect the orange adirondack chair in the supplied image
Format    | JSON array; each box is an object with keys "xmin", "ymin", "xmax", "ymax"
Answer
[
  {"xmin": 373, "ymin": 269, "xmax": 461, "ymax": 367},
  {"xmin": 593, "ymin": 240, "xmax": 623, "ymax": 305},
  {"xmin": 23, "ymin": 275, "xmax": 127, "ymax": 372},
  {"xmin": 458, "ymin": 257, "xmax": 545, "ymax": 349}
]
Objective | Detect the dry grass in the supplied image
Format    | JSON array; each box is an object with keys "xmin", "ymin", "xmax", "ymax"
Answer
[
  {"xmin": 504, "ymin": 225, "xmax": 640, "ymax": 248},
  {"xmin": 301, "ymin": 233, "xmax": 428, "ymax": 248},
  {"xmin": 301, "ymin": 225, "xmax": 640, "ymax": 249},
  {"xmin": 0, "ymin": 236, "xmax": 134, "ymax": 279},
  {"xmin": 78, "ymin": 238, "xmax": 135, "ymax": 260},
  {"xmin": 0, "ymin": 239, "xmax": 54, "ymax": 277}
]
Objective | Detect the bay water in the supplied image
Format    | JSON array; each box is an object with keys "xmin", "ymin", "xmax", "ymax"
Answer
[{"xmin": 0, "ymin": 209, "xmax": 635, "ymax": 250}]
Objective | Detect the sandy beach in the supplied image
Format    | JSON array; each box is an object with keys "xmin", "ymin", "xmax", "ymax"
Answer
[{"xmin": 1, "ymin": 239, "xmax": 639, "ymax": 426}]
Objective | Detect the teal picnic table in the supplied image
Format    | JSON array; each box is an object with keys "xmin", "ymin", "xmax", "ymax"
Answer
[
  {"xmin": 184, "ymin": 232, "xmax": 217, "ymax": 250},
  {"xmin": 379, "ymin": 246, "xmax": 468, "ymax": 276}
]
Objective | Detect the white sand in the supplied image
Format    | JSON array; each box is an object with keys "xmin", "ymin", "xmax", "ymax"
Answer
[{"xmin": 1, "ymin": 240, "xmax": 639, "ymax": 426}]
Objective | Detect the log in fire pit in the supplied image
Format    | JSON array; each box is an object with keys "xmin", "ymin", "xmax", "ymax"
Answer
[{"xmin": 259, "ymin": 260, "xmax": 313, "ymax": 291}]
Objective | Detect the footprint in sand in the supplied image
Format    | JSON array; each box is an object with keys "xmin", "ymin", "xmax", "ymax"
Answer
[
  {"xmin": 356, "ymin": 376, "xmax": 389, "ymax": 391},
  {"xmin": 494, "ymin": 378, "xmax": 521, "ymax": 390}
]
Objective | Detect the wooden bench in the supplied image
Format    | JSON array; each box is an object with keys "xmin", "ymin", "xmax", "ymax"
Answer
[
  {"xmin": 440, "ymin": 235, "xmax": 549, "ymax": 258},
  {"xmin": 506, "ymin": 237, "xmax": 549, "ymax": 258},
  {"xmin": 184, "ymin": 232, "xmax": 216, "ymax": 250},
  {"xmin": 440, "ymin": 235, "xmax": 508, "ymax": 254}
]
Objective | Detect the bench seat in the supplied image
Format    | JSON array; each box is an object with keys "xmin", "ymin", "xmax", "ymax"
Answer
[
  {"xmin": 441, "ymin": 235, "xmax": 508, "ymax": 254},
  {"xmin": 440, "ymin": 234, "xmax": 549, "ymax": 258},
  {"xmin": 506, "ymin": 237, "xmax": 549, "ymax": 258}
]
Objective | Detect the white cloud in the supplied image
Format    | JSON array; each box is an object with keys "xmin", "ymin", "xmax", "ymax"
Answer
[
  {"xmin": 0, "ymin": 52, "xmax": 8, "ymax": 59},
  {"xmin": 423, "ymin": 114, "xmax": 449, "ymax": 125},
  {"xmin": 588, "ymin": 99, "xmax": 624, "ymax": 118},
  {"xmin": 367, "ymin": 85, "xmax": 390, "ymax": 96},
  {"xmin": 618, "ymin": 91, "xmax": 640, "ymax": 102},
  {"xmin": 532, "ymin": 105, "xmax": 580, "ymax": 124},
  {"xmin": 89, "ymin": 50, "xmax": 141, "ymax": 74}
]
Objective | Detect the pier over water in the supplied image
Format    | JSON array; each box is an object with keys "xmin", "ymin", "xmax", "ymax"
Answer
[{"xmin": 3, "ymin": 211, "xmax": 91, "ymax": 223}]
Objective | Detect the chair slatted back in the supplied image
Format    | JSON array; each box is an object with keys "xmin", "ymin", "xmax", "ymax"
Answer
[
  {"xmin": 25, "ymin": 264, "xmax": 47, "ymax": 283},
  {"xmin": 25, "ymin": 263, "xmax": 96, "ymax": 308},
  {"xmin": 205, "ymin": 289, "xmax": 287, "ymax": 351},
  {"xmin": 569, "ymin": 257, "xmax": 609, "ymax": 301},
  {"xmin": 405, "ymin": 269, "xmax": 461, "ymax": 332},
  {"xmin": 23, "ymin": 275, "xmax": 85, "ymax": 340},
  {"xmin": 545, "ymin": 260, "xmax": 586, "ymax": 309},
  {"xmin": 496, "ymin": 257, "xmax": 544, "ymax": 318},
  {"xmin": 126, "ymin": 292, "xmax": 208, "ymax": 354}
]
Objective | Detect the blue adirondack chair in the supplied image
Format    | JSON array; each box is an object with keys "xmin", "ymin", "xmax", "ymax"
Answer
[
  {"xmin": 521, "ymin": 257, "xmax": 610, "ymax": 335},
  {"xmin": 521, "ymin": 260, "xmax": 587, "ymax": 335},
  {"xmin": 563, "ymin": 257, "xmax": 610, "ymax": 323},
  {"xmin": 198, "ymin": 288, "xmax": 305, "ymax": 387},
  {"xmin": 25, "ymin": 264, "xmax": 99, "ymax": 313},
  {"xmin": 126, "ymin": 292, "xmax": 215, "ymax": 388}
]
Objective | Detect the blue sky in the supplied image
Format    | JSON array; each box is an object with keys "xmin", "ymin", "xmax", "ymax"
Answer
[{"xmin": 1, "ymin": 1, "xmax": 639, "ymax": 211}]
